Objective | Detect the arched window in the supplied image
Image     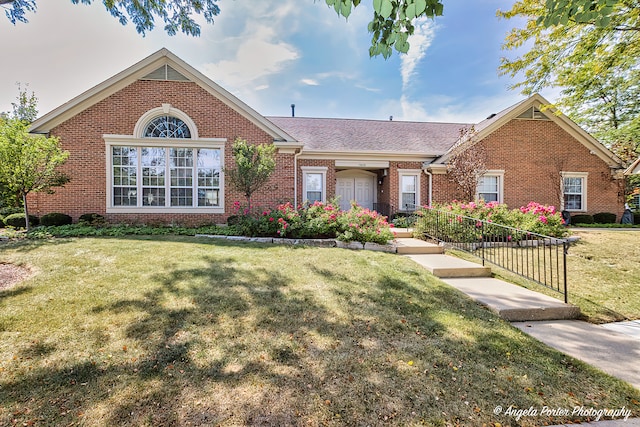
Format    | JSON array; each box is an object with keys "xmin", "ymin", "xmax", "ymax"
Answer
[{"xmin": 144, "ymin": 116, "xmax": 191, "ymax": 139}]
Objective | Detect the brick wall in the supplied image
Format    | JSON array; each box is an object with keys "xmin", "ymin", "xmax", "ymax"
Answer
[
  {"xmin": 433, "ymin": 118, "xmax": 624, "ymax": 218},
  {"xmin": 29, "ymin": 80, "xmax": 296, "ymax": 225}
]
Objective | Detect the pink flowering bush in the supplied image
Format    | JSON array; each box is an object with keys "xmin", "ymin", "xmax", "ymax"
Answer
[
  {"xmin": 416, "ymin": 201, "xmax": 568, "ymax": 239},
  {"xmin": 336, "ymin": 203, "xmax": 394, "ymax": 244},
  {"xmin": 229, "ymin": 200, "xmax": 394, "ymax": 243}
]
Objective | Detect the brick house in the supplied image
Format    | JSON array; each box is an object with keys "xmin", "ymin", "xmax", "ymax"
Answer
[{"xmin": 28, "ymin": 49, "xmax": 626, "ymax": 224}]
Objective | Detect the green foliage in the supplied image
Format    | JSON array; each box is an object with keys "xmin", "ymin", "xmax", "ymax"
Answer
[
  {"xmin": 328, "ymin": 0, "xmax": 444, "ymax": 58},
  {"xmin": 229, "ymin": 200, "xmax": 394, "ymax": 244},
  {"xmin": 4, "ymin": 212, "xmax": 39, "ymax": 228},
  {"xmin": 414, "ymin": 200, "xmax": 569, "ymax": 239},
  {"xmin": 571, "ymin": 214, "xmax": 594, "ymax": 224},
  {"xmin": 27, "ymin": 223, "xmax": 237, "ymax": 239},
  {"xmin": 224, "ymin": 138, "xmax": 276, "ymax": 212},
  {"xmin": 391, "ymin": 213, "xmax": 417, "ymax": 228},
  {"xmin": 78, "ymin": 213, "xmax": 106, "ymax": 226},
  {"xmin": 592, "ymin": 212, "xmax": 617, "ymax": 224},
  {"xmin": 0, "ymin": 116, "xmax": 70, "ymax": 231},
  {"xmin": 500, "ymin": 0, "xmax": 640, "ymax": 162},
  {"xmin": 4, "ymin": 0, "xmax": 220, "ymax": 37},
  {"xmin": 10, "ymin": 84, "xmax": 38, "ymax": 123},
  {"xmin": 40, "ymin": 212, "xmax": 73, "ymax": 226}
]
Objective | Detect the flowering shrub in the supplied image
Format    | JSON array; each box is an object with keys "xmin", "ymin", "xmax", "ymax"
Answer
[
  {"xmin": 229, "ymin": 200, "xmax": 394, "ymax": 244},
  {"xmin": 336, "ymin": 203, "xmax": 394, "ymax": 244},
  {"xmin": 415, "ymin": 200, "xmax": 568, "ymax": 239}
]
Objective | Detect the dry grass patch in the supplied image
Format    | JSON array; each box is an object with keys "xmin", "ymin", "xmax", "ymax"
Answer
[{"xmin": 0, "ymin": 236, "xmax": 638, "ymax": 426}]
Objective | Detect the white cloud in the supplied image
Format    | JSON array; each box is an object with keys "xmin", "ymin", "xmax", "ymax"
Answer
[
  {"xmin": 400, "ymin": 18, "xmax": 437, "ymax": 91},
  {"xmin": 301, "ymin": 79, "xmax": 320, "ymax": 86}
]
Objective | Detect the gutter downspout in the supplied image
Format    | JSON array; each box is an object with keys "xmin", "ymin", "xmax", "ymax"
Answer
[
  {"xmin": 421, "ymin": 162, "xmax": 433, "ymax": 207},
  {"xmin": 294, "ymin": 149, "xmax": 302, "ymax": 208}
]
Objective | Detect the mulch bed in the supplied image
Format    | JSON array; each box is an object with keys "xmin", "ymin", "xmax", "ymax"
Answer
[{"xmin": 0, "ymin": 263, "xmax": 30, "ymax": 290}]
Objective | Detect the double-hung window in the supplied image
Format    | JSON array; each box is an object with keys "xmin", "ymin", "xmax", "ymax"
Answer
[
  {"xmin": 562, "ymin": 172, "xmax": 588, "ymax": 211},
  {"xmin": 301, "ymin": 166, "xmax": 327, "ymax": 204},
  {"xmin": 398, "ymin": 170, "xmax": 420, "ymax": 211},
  {"xmin": 476, "ymin": 171, "xmax": 504, "ymax": 203}
]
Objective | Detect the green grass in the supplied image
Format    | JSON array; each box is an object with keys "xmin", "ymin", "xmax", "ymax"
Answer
[
  {"xmin": 1, "ymin": 236, "xmax": 639, "ymax": 426},
  {"xmin": 451, "ymin": 230, "xmax": 640, "ymax": 324}
]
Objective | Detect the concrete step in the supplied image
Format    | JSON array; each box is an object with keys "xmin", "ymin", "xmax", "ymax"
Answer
[
  {"xmin": 395, "ymin": 238, "xmax": 444, "ymax": 254},
  {"xmin": 405, "ymin": 253, "xmax": 491, "ymax": 278},
  {"xmin": 444, "ymin": 277, "xmax": 581, "ymax": 321},
  {"xmin": 392, "ymin": 228, "xmax": 414, "ymax": 238}
]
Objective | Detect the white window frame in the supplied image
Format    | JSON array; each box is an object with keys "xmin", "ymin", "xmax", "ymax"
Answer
[
  {"xmin": 398, "ymin": 169, "xmax": 421, "ymax": 212},
  {"xmin": 476, "ymin": 170, "xmax": 504, "ymax": 203},
  {"xmin": 301, "ymin": 166, "xmax": 327, "ymax": 204},
  {"xmin": 104, "ymin": 136, "xmax": 226, "ymax": 214},
  {"xmin": 561, "ymin": 172, "xmax": 588, "ymax": 212}
]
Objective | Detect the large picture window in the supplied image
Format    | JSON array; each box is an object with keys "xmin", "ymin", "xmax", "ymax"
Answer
[{"xmin": 111, "ymin": 146, "xmax": 221, "ymax": 209}]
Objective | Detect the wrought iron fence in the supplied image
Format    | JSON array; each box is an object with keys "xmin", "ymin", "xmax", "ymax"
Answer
[{"xmin": 416, "ymin": 207, "xmax": 569, "ymax": 303}]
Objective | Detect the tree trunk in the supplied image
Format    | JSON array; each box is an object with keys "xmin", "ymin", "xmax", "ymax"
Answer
[{"xmin": 22, "ymin": 192, "xmax": 30, "ymax": 233}]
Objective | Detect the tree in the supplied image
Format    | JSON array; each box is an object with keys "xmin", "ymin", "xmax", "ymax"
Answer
[
  {"xmin": 0, "ymin": 117, "xmax": 69, "ymax": 231},
  {"xmin": 1, "ymin": 0, "xmax": 220, "ymax": 36},
  {"xmin": 446, "ymin": 127, "xmax": 487, "ymax": 202},
  {"xmin": 224, "ymin": 138, "xmax": 276, "ymax": 213},
  {"xmin": 499, "ymin": 0, "xmax": 640, "ymax": 163}
]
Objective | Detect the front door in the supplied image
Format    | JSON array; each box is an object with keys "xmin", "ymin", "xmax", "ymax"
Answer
[{"xmin": 336, "ymin": 176, "xmax": 374, "ymax": 210}]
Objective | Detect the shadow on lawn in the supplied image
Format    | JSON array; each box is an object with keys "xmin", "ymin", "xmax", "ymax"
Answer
[{"xmin": 1, "ymin": 245, "xmax": 639, "ymax": 426}]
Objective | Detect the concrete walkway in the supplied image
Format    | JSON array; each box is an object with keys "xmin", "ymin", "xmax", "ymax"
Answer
[{"xmin": 394, "ymin": 231, "xmax": 640, "ymax": 398}]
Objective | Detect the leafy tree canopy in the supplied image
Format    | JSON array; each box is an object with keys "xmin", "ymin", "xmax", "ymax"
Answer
[
  {"xmin": 224, "ymin": 138, "xmax": 276, "ymax": 212},
  {"xmin": 1, "ymin": 0, "xmax": 220, "ymax": 36},
  {"xmin": 499, "ymin": 0, "xmax": 640, "ymax": 163}
]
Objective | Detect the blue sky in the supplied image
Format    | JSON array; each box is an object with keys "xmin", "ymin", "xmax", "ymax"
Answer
[{"xmin": 0, "ymin": 0, "xmax": 543, "ymax": 124}]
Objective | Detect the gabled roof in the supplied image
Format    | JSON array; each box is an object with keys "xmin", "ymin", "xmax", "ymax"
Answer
[
  {"xmin": 625, "ymin": 157, "xmax": 640, "ymax": 175},
  {"xmin": 30, "ymin": 49, "xmax": 298, "ymax": 145},
  {"xmin": 435, "ymin": 94, "xmax": 623, "ymax": 168},
  {"xmin": 267, "ymin": 116, "xmax": 469, "ymax": 156}
]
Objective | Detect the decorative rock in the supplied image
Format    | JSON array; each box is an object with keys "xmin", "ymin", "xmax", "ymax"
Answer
[
  {"xmin": 247, "ymin": 237, "xmax": 273, "ymax": 243},
  {"xmin": 364, "ymin": 242, "xmax": 396, "ymax": 253},
  {"xmin": 195, "ymin": 234, "xmax": 228, "ymax": 240},
  {"xmin": 336, "ymin": 240, "xmax": 364, "ymax": 250},
  {"xmin": 301, "ymin": 239, "xmax": 336, "ymax": 248}
]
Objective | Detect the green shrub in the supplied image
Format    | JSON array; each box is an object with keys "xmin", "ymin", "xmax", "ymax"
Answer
[
  {"xmin": 571, "ymin": 214, "xmax": 594, "ymax": 224},
  {"xmin": 592, "ymin": 212, "xmax": 617, "ymax": 224},
  {"xmin": 78, "ymin": 213, "xmax": 106, "ymax": 226},
  {"xmin": 41, "ymin": 212, "xmax": 73, "ymax": 226},
  {"xmin": 4, "ymin": 213, "xmax": 39, "ymax": 228},
  {"xmin": 0, "ymin": 206, "xmax": 23, "ymax": 217}
]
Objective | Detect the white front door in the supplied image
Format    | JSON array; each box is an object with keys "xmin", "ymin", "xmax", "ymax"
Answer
[{"xmin": 336, "ymin": 176, "xmax": 374, "ymax": 210}]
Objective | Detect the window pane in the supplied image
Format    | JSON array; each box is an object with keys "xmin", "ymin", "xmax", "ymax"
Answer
[
  {"xmin": 564, "ymin": 194, "xmax": 582, "ymax": 210},
  {"xmin": 479, "ymin": 193, "xmax": 498, "ymax": 202},
  {"xmin": 113, "ymin": 187, "xmax": 137, "ymax": 206},
  {"xmin": 307, "ymin": 191, "xmax": 322, "ymax": 203},
  {"xmin": 306, "ymin": 173, "xmax": 322, "ymax": 192},
  {"xmin": 171, "ymin": 188, "xmax": 193, "ymax": 206},
  {"xmin": 401, "ymin": 193, "xmax": 416, "ymax": 209},
  {"xmin": 198, "ymin": 189, "xmax": 219, "ymax": 206},
  {"xmin": 142, "ymin": 188, "xmax": 166, "ymax": 206},
  {"xmin": 144, "ymin": 116, "xmax": 191, "ymax": 138},
  {"xmin": 401, "ymin": 175, "xmax": 416, "ymax": 192},
  {"xmin": 478, "ymin": 176, "xmax": 498, "ymax": 193}
]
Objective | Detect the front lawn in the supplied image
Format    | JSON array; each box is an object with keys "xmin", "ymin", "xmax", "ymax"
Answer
[{"xmin": 1, "ymin": 237, "xmax": 638, "ymax": 426}]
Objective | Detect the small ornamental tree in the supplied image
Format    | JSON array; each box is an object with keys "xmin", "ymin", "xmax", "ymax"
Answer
[
  {"xmin": 446, "ymin": 127, "xmax": 487, "ymax": 202},
  {"xmin": 0, "ymin": 117, "xmax": 70, "ymax": 231},
  {"xmin": 224, "ymin": 138, "xmax": 276, "ymax": 213}
]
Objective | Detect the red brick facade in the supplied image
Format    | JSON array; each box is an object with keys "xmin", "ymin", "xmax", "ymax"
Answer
[
  {"xmin": 432, "ymin": 119, "xmax": 624, "ymax": 217},
  {"xmin": 29, "ymin": 80, "xmax": 297, "ymax": 225},
  {"xmin": 28, "ymin": 55, "xmax": 624, "ymax": 225}
]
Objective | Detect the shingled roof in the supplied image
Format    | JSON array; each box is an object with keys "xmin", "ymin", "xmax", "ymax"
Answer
[{"xmin": 267, "ymin": 116, "xmax": 471, "ymax": 155}]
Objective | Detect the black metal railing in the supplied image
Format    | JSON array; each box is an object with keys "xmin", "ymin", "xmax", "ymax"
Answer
[{"xmin": 417, "ymin": 208, "xmax": 569, "ymax": 303}]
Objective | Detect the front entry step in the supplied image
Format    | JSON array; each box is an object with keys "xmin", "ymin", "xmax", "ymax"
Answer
[
  {"xmin": 405, "ymin": 254, "xmax": 492, "ymax": 278},
  {"xmin": 395, "ymin": 238, "xmax": 444, "ymax": 254}
]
